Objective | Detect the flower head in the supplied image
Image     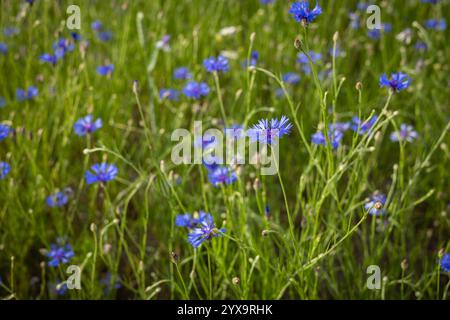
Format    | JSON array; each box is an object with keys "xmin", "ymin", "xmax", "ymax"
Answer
[
  {"xmin": 204, "ymin": 55, "xmax": 229, "ymax": 73},
  {"xmin": 74, "ymin": 115, "xmax": 102, "ymax": 136},
  {"xmin": 379, "ymin": 72, "xmax": 411, "ymax": 92},
  {"xmin": 96, "ymin": 64, "xmax": 114, "ymax": 76},
  {"xmin": 0, "ymin": 43, "xmax": 7, "ymax": 54},
  {"xmin": 297, "ymin": 51, "xmax": 322, "ymax": 74},
  {"xmin": 350, "ymin": 115, "xmax": 378, "ymax": 135},
  {"xmin": 248, "ymin": 116, "xmax": 293, "ymax": 145},
  {"xmin": 390, "ymin": 124, "xmax": 418, "ymax": 143},
  {"xmin": 282, "ymin": 72, "xmax": 301, "ymax": 85},
  {"xmin": 364, "ymin": 192, "xmax": 387, "ymax": 216},
  {"xmin": 156, "ymin": 35, "xmax": 171, "ymax": 51},
  {"xmin": 16, "ymin": 86, "xmax": 38, "ymax": 101},
  {"xmin": 289, "ymin": 1, "xmax": 323, "ymax": 24},
  {"xmin": 440, "ymin": 253, "xmax": 450, "ymax": 272},
  {"xmin": 0, "ymin": 124, "xmax": 11, "ymax": 141},
  {"xmin": 182, "ymin": 81, "xmax": 210, "ymax": 99},
  {"xmin": 173, "ymin": 67, "xmax": 192, "ymax": 80},
  {"xmin": 85, "ymin": 163, "xmax": 118, "ymax": 185},
  {"xmin": 207, "ymin": 166, "xmax": 237, "ymax": 187},
  {"xmin": 46, "ymin": 189, "xmax": 73, "ymax": 208},
  {"xmin": 0, "ymin": 162, "xmax": 10, "ymax": 179},
  {"xmin": 187, "ymin": 215, "xmax": 225, "ymax": 248},
  {"xmin": 159, "ymin": 88, "xmax": 179, "ymax": 101},
  {"xmin": 425, "ymin": 19, "xmax": 446, "ymax": 31},
  {"xmin": 175, "ymin": 211, "xmax": 212, "ymax": 229},
  {"xmin": 242, "ymin": 51, "xmax": 259, "ymax": 68},
  {"xmin": 47, "ymin": 243, "xmax": 74, "ymax": 267},
  {"xmin": 311, "ymin": 128, "xmax": 343, "ymax": 149}
]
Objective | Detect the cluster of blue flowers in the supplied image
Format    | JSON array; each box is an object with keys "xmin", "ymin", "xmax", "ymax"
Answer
[
  {"xmin": 40, "ymin": 38, "xmax": 75, "ymax": 65},
  {"xmin": 175, "ymin": 211, "xmax": 225, "ymax": 248},
  {"xmin": 91, "ymin": 20, "xmax": 113, "ymax": 42}
]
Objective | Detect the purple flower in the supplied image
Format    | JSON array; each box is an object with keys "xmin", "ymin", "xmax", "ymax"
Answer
[
  {"xmin": 282, "ymin": 72, "xmax": 301, "ymax": 85},
  {"xmin": 440, "ymin": 253, "xmax": 450, "ymax": 272},
  {"xmin": 91, "ymin": 20, "xmax": 103, "ymax": 31},
  {"xmin": 350, "ymin": 115, "xmax": 378, "ymax": 135},
  {"xmin": 0, "ymin": 124, "xmax": 11, "ymax": 141},
  {"xmin": 187, "ymin": 215, "xmax": 225, "ymax": 248},
  {"xmin": 182, "ymin": 81, "xmax": 210, "ymax": 99},
  {"xmin": 156, "ymin": 35, "xmax": 171, "ymax": 51},
  {"xmin": 16, "ymin": 86, "xmax": 38, "ymax": 101},
  {"xmin": 349, "ymin": 12, "xmax": 360, "ymax": 29},
  {"xmin": 379, "ymin": 72, "xmax": 411, "ymax": 92},
  {"xmin": 425, "ymin": 19, "xmax": 446, "ymax": 31},
  {"xmin": 289, "ymin": 1, "xmax": 323, "ymax": 24},
  {"xmin": 297, "ymin": 51, "xmax": 322, "ymax": 74},
  {"xmin": 364, "ymin": 192, "xmax": 387, "ymax": 216},
  {"xmin": 173, "ymin": 67, "xmax": 192, "ymax": 80},
  {"xmin": 159, "ymin": 88, "xmax": 179, "ymax": 101},
  {"xmin": 204, "ymin": 55, "xmax": 229, "ymax": 73},
  {"xmin": 242, "ymin": 51, "xmax": 259, "ymax": 68},
  {"xmin": 311, "ymin": 129, "xmax": 343, "ymax": 149},
  {"xmin": 175, "ymin": 211, "xmax": 213, "ymax": 229},
  {"xmin": 74, "ymin": 115, "xmax": 102, "ymax": 136},
  {"xmin": 46, "ymin": 189, "xmax": 73, "ymax": 208},
  {"xmin": 85, "ymin": 163, "xmax": 118, "ymax": 185},
  {"xmin": 248, "ymin": 116, "xmax": 293, "ymax": 145},
  {"xmin": 47, "ymin": 243, "xmax": 75, "ymax": 267},
  {"xmin": 390, "ymin": 124, "xmax": 418, "ymax": 143},
  {"xmin": 96, "ymin": 64, "xmax": 114, "ymax": 76},
  {"xmin": 0, "ymin": 162, "xmax": 10, "ymax": 179},
  {"xmin": 0, "ymin": 43, "xmax": 7, "ymax": 54},
  {"xmin": 207, "ymin": 166, "xmax": 237, "ymax": 187}
]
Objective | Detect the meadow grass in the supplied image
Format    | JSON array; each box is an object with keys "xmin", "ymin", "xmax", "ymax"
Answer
[{"xmin": 0, "ymin": 0, "xmax": 449, "ymax": 299}]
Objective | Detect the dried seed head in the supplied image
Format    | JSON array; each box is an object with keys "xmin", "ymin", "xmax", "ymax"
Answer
[
  {"xmin": 262, "ymin": 229, "xmax": 269, "ymax": 237},
  {"xmin": 232, "ymin": 277, "xmax": 240, "ymax": 285}
]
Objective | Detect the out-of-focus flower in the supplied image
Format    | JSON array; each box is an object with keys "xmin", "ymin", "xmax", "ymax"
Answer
[
  {"xmin": 156, "ymin": 35, "xmax": 171, "ymax": 51},
  {"xmin": 350, "ymin": 115, "xmax": 378, "ymax": 135},
  {"xmin": 0, "ymin": 162, "xmax": 11, "ymax": 179},
  {"xmin": 311, "ymin": 129, "xmax": 343, "ymax": 149},
  {"xmin": 173, "ymin": 67, "xmax": 192, "ymax": 80},
  {"xmin": 425, "ymin": 19, "xmax": 446, "ymax": 31},
  {"xmin": 390, "ymin": 124, "xmax": 418, "ymax": 143},
  {"xmin": 204, "ymin": 55, "xmax": 229, "ymax": 73},
  {"xmin": 46, "ymin": 189, "xmax": 73, "ymax": 208},
  {"xmin": 16, "ymin": 86, "xmax": 38, "ymax": 101},
  {"xmin": 0, "ymin": 124, "xmax": 11, "ymax": 141},
  {"xmin": 96, "ymin": 64, "xmax": 114, "ymax": 76},
  {"xmin": 282, "ymin": 72, "xmax": 301, "ymax": 85},
  {"xmin": 364, "ymin": 192, "xmax": 387, "ymax": 216},
  {"xmin": 182, "ymin": 81, "xmax": 210, "ymax": 99},
  {"xmin": 159, "ymin": 88, "xmax": 180, "ymax": 101}
]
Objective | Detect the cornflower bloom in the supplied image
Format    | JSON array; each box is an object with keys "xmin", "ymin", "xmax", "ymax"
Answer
[
  {"xmin": 289, "ymin": 1, "xmax": 323, "ymax": 24},
  {"xmin": 364, "ymin": 192, "xmax": 387, "ymax": 216},
  {"xmin": 390, "ymin": 124, "xmax": 418, "ymax": 143},
  {"xmin": 379, "ymin": 72, "xmax": 411, "ymax": 92},
  {"xmin": 85, "ymin": 163, "xmax": 118, "ymax": 185},
  {"xmin": 74, "ymin": 115, "xmax": 102, "ymax": 136},
  {"xmin": 248, "ymin": 116, "xmax": 293, "ymax": 145},
  {"xmin": 47, "ymin": 243, "xmax": 75, "ymax": 267},
  {"xmin": 187, "ymin": 215, "xmax": 225, "ymax": 248},
  {"xmin": 203, "ymin": 55, "xmax": 229, "ymax": 73},
  {"xmin": 182, "ymin": 81, "xmax": 210, "ymax": 99}
]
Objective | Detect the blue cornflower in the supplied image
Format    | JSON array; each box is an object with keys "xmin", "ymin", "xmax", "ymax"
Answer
[
  {"xmin": 91, "ymin": 20, "xmax": 103, "ymax": 31},
  {"xmin": 187, "ymin": 216, "xmax": 225, "ymax": 248},
  {"xmin": 71, "ymin": 32, "xmax": 82, "ymax": 42},
  {"xmin": 260, "ymin": 0, "xmax": 275, "ymax": 4},
  {"xmin": 156, "ymin": 35, "xmax": 171, "ymax": 52},
  {"xmin": 98, "ymin": 30, "xmax": 113, "ymax": 41},
  {"xmin": 16, "ymin": 86, "xmax": 38, "ymax": 101},
  {"xmin": 175, "ymin": 211, "xmax": 212, "ymax": 229},
  {"xmin": 173, "ymin": 67, "xmax": 192, "ymax": 80},
  {"xmin": 440, "ymin": 253, "xmax": 450, "ymax": 272},
  {"xmin": 194, "ymin": 135, "xmax": 217, "ymax": 150},
  {"xmin": 390, "ymin": 124, "xmax": 418, "ymax": 143},
  {"xmin": 311, "ymin": 129, "xmax": 343, "ymax": 149},
  {"xmin": 159, "ymin": 88, "xmax": 180, "ymax": 101},
  {"xmin": 39, "ymin": 53, "xmax": 58, "ymax": 65},
  {"xmin": 204, "ymin": 55, "xmax": 229, "ymax": 73},
  {"xmin": 297, "ymin": 51, "xmax": 322, "ymax": 74},
  {"xmin": 0, "ymin": 43, "xmax": 7, "ymax": 54},
  {"xmin": 46, "ymin": 189, "xmax": 73, "ymax": 208},
  {"xmin": 0, "ymin": 97, "xmax": 6, "ymax": 108},
  {"xmin": 207, "ymin": 166, "xmax": 237, "ymax": 187},
  {"xmin": 349, "ymin": 12, "xmax": 360, "ymax": 29},
  {"xmin": 100, "ymin": 273, "xmax": 121, "ymax": 294},
  {"xmin": 96, "ymin": 64, "xmax": 114, "ymax": 76},
  {"xmin": 182, "ymin": 81, "xmax": 210, "ymax": 99},
  {"xmin": 379, "ymin": 72, "xmax": 411, "ymax": 92},
  {"xmin": 47, "ymin": 243, "xmax": 75, "ymax": 267},
  {"xmin": 414, "ymin": 41, "xmax": 428, "ymax": 52},
  {"xmin": 289, "ymin": 1, "xmax": 323, "ymax": 24},
  {"xmin": 85, "ymin": 163, "xmax": 118, "ymax": 185},
  {"xmin": 3, "ymin": 27, "xmax": 19, "ymax": 37},
  {"xmin": 282, "ymin": 72, "xmax": 301, "ymax": 85},
  {"xmin": 364, "ymin": 192, "xmax": 387, "ymax": 216},
  {"xmin": 74, "ymin": 115, "xmax": 102, "ymax": 136},
  {"xmin": 248, "ymin": 116, "xmax": 293, "ymax": 145},
  {"xmin": 330, "ymin": 122, "xmax": 350, "ymax": 132},
  {"xmin": 53, "ymin": 38, "xmax": 74, "ymax": 57},
  {"xmin": 368, "ymin": 29, "xmax": 381, "ymax": 40},
  {"xmin": 425, "ymin": 19, "xmax": 446, "ymax": 31},
  {"xmin": 0, "ymin": 162, "xmax": 10, "ymax": 179},
  {"xmin": 357, "ymin": 2, "xmax": 370, "ymax": 11},
  {"xmin": 0, "ymin": 124, "xmax": 11, "ymax": 141},
  {"xmin": 242, "ymin": 51, "xmax": 259, "ymax": 68},
  {"xmin": 350, "ymin": 115, "xmax": 378, "ymax": 135}
]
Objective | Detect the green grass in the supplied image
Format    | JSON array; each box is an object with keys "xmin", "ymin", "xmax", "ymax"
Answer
[{"xmin": 0, "ymin": 0, "xmax": 449, "ymax": 299}]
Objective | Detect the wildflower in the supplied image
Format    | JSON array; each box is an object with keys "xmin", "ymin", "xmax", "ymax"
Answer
[
  {"xmin": 50, "ymin": 280, "xmax": 68, "ymax": 296},
  {"xmin": 311, "ymin": 129, "xmax": 343, "ymax": 149},
  {"xmin": 297, "ymin": 51, "xmax": 322, "ymax": 74},
  {"xmin": 182, "ymin": 81, "xmax": 210, "ymax": 99},
  {"xmin": 364, "ymin": 192, "xmax": 387, "ymax": 216},
  {"xmin": 440, "ymin": 253, "xmax": 450, "ymax": 272},
  {"xmin": 379, "ymin": 72, "xmax": 411, "ymax": 92},
  {"xmin": 173, "ymin": 67, "xmax": 192, "ymax": 80},
  {"xmin": 0, "ymin": 124, "xmax": 11, "ymax": 141},
  {"xmin": 0, "ymin": 43, "xmax": 7, "ymax": 54},
  {"xmin": 330, "ymin": 122, "xmax": 350, "ymax": 132},
  {"xmin": 204, "ymin": 55, "xmax": 229, "ymax": 73},
  {"xmin": 414, "ymin": 41, "xmax": 428, "ymax": 52},
  {"xmin": 47, "ymin": 243, "xmax": 75, "ymax": 267},
  {"xmin": 207, "ymin": 166, "xmax": 237, "ymax": 187},
  {"xmin": 91, "ymin": 20, "xmax": 103, "ymax": 31},
  {"xmin": 350, "ymin": 115, "xmax": 378, "ymax": 135},
  {"xmin": 390, "ymin": 124, "xmax": 418, "ymax": 143},
  {"xmin": 242, "ymin": 51, "xmax": 259, "ymax": 68},
  {"xmin": 100, "ymin": 273, "xmax": 121, "ymax": 294},
  {"xmin": 39, "ymin": 53, "xmax": 58, "ymax": 65},
  {"xmin": 85, "ymin": 163, "xmax": 118, "ymax": 185},
  {"xmin": 187, "ymin": 216, "xmax": 225, "ymax": 248},
  {"xmin": 248, "ymin": 116, "xmax": 293, "ymax": 145},
  {"xmin": 159, "ymin": 88, "xmax": 179, "ymax": 101},
  {"xmin": 260, "ymin": 0, "xmax": 275, "ymax": 4},
  {"xmin": 357, "ymin": 2, "xmax": 370, "ymax": 11},
  {"xmin": 282, "ymin": 72, "xmax": 301, "ymax": 85},
  {"xmin": 425, "ymin": 19, "xmax": 446, "ymax": 31},
  {"xmin": 0, "ymin": 162, "xmax": 10, "ymax": 179},
  {"xmin": 3, "ymin": 27, "xmax": 19, "ymax": 37},
  {"xmin": 46, "ymin": 189, "xmax": 73, "ymax": 208},
  {"xmin": 74, "ymin": 115, "xmax": 102, "ymax": 136},
  {"xmin": 0, "ymin": 97, "xmax": 5, "ymax": 108},
  {"xmin": 53, "ymin": 38, "xmax": 74, "ymax": 57},
  {"xmin": 175, "ymin": 211, "xmax": 212, "ymax": 229},
  {"xmin": 289, "ymin": 1, "xmax": 323, "ymax": 24},
  {"xmin": 368, "ymin": 29, "xmax": 381, "ymax": 40},
  {"xmin": 98, "ymin": 30, "xmax": 113, "ymax": 41},
  {"xmin": 156, "ymin": 35, "xmax": 171, "ymax": 51},
  {"xmin": 349, "ymin": 12, "xmax": 360, "ymax": 29},
  {"xmin": 194, "ymin": 135, "xmax": 216, "ymax": 150},
  {"xmin": 96, "ymin": 64, "xmax": 114, "ymax": 76},
  {"xmin": 71, "ymin": 32, "xmax": 82, "ymax": 42},
  {"xmin": 16, "ymin": 86, "xmax": 38, "ymax": 101}
]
